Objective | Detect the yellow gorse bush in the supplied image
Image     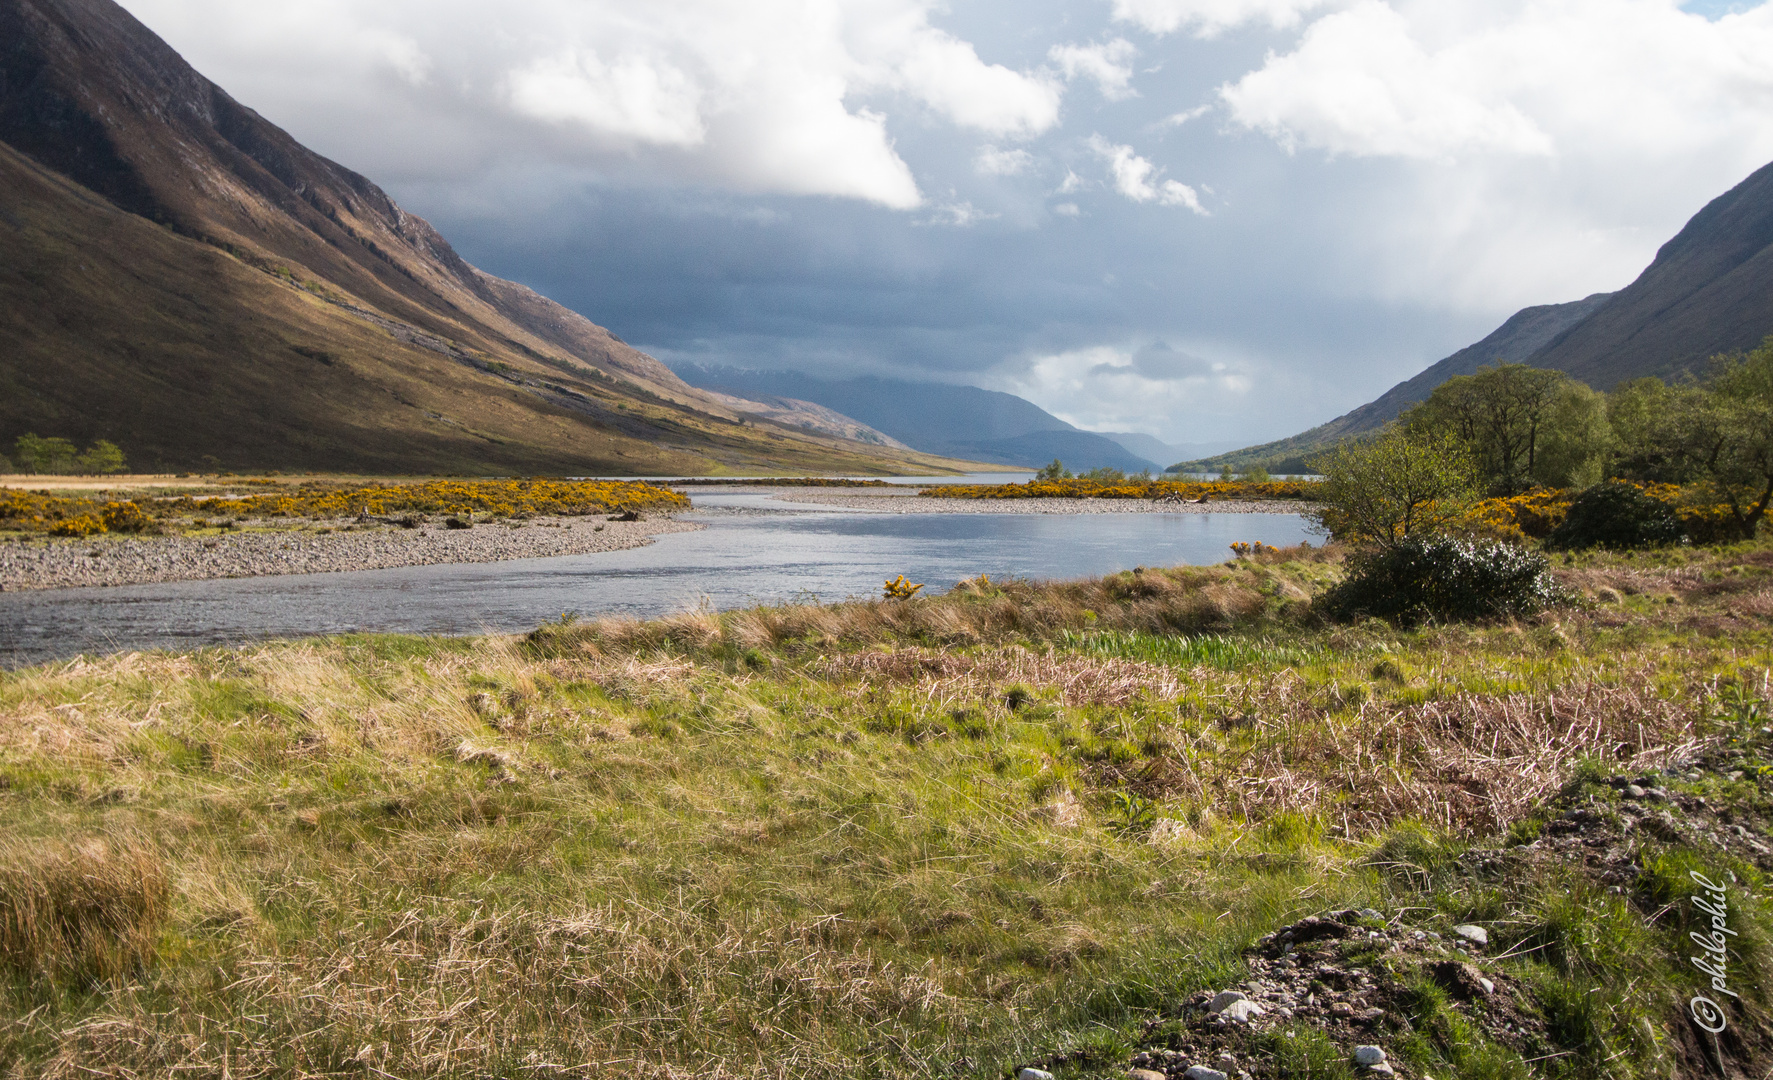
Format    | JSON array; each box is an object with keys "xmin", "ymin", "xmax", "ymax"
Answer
[
  {"xmin": 1464, "ymin": 483, "xmax": 1739, "ymax": 543},
  {"xmin": 920, "ymin": 478, "xmax": 1321, "ymax": 501},
  {"xmin": 0, "ymin": 479, "xmax": 688, "ymax": 536}
]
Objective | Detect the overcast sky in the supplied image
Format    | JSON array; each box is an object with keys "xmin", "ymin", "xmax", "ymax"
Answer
[{"xmin": 119, "ymin": 0, "xmax": 1773, "ymax": 445}]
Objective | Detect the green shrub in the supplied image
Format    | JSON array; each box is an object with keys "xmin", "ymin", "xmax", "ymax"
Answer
[
  {"xmin": 1320, "ymin": 536, "xmax": 1566, "ymax": 626},
  {"xmin": 1544, "ymin": 481, "xmax": 1686, "ymax": 551}
]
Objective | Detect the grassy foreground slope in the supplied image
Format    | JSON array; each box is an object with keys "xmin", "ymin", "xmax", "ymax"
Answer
[{"xmin": 2, "ymin": 546, "xmax": 1772, "ymax": 1078}]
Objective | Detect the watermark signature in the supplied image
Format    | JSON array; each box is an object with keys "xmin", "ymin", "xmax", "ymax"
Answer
[{"xmin": 1689, "ymin": 870, "xmax": 1738, "ymax": 1034}]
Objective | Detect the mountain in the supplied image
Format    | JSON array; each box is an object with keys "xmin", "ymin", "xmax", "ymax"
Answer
[
  {"xmin": 1530, "ymin": 159, "xmax": 1773, "ymax": 386},
  {"xmin": 1186, "ymin": 155, "xmax": 1773, "ymax": 475},
  {"xmin": 1101, "ymin": 432, "xmax": 1243, "ymax": 467},
  {"xmin": 1177, "ymin": 293, "xmax": 1613, "ymax": 473},
  {"xmin": 672, "ymin": 365, "xmax": 1164, "ymax": 473},
  {"xmin": 0, "ymin": 0, "xmax": 971, "ymax": 475}
]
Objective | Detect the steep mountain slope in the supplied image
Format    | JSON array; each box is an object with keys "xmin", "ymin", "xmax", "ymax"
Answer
[
  {"xmin": 0, "ymin": 0, "xmax": 967, "ymax": 475},
  {"xmin": 1531, "ymin": 159, "xmax": 1773, "ymax": 385},
  {"xmin": 1178, "ymin": 293, "xmax": 1612, "ymax": 473},
  {"xmin": 1186, "ymin": 156, "xmax": 1773, "ymax": 475},
  {"xmin": 674, "ymin": 366, "xmax": 1163, "ymax": 473}
]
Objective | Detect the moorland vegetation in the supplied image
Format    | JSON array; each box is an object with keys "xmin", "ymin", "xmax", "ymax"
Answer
[{"xmin": 1, "ymin": 536, "xmax": 1771, "ymax": 1078}]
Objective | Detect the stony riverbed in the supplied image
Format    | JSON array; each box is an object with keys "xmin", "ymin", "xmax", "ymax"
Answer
[{"xmin": 0, "ymin": 515, "xmax": 702, "ymax": 591}]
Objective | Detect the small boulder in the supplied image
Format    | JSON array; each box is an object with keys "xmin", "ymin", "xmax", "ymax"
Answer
[
  {"xmin": 1352, "ymin": 1046, "xmax": 1387, "ymax": 1066},
  {"xmin": 1183, "ymin": 1068, "xmax": 1228, "ymax": 1080},
  {"xmin": 1129, "ymin": 1070, "xmax": 1167, "ymax": 1080},
  {"xmin": 1452, "ymin": 924, "xmax": 1488, "ymax": 947},
  {"xmin": 1208, "ymin": 990, "xmax": 1248, "ymax": 1013},
  {"xmin": 1018, "ymin": 1070, "xmax": 1055, "ymax": 1080},
  {"xmin": 1217, "ymin": 999, "xmax": 1263, "ymax": 1023}
]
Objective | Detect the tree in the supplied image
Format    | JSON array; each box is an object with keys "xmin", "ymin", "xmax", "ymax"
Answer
[
  {"xmin": 1402, "ymin": 364, "xmax": 1573, "ymax": 495},
  {"xmin": 1610, "ymin": 338, "xmax": 1773, "ymax": 539},
  {"xmin": 1307, "ymin": 428, "xmax": 1480, "ymax": 546},
  {"xmin": 1080, "ymin": 466, "xmax": 1125, "ymax": 482},
  {"xmin": 77, "ymin": 440, "xmax": 127, "ymax": 475},
  {"xmin": 1036, "ymin": 459, "xmax": 1072, "ymax": 480},
  {"xmin": 1240, "ymin": 466, "xmax": 1272, "ymax": 484},
  {"xmin": 13, "ymin": 434, "xmax": 79, "ymax": 474}
]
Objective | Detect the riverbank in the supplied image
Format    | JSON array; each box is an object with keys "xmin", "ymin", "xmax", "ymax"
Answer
[
  {"xmin": 0, "ymin": 515, "xmax": 701, "ymax": 591},
  {"xmin": 0, "ymin": 544, "xmax": 1765, "ymax": 1078},
  {"xmin": 790, "ymin": 491, "xmax": 1315, "ymax": 514}
]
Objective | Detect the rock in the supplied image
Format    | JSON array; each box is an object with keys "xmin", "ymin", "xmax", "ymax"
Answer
[
  {"xmin": 1208, "ymin": 990, "xmax": 1249, "ymax": 1013},
  {"xmin": 1352, "ymin": 1046, "xmax": 1387, "ymax": 1066},
  {"xmin": 1624, "ymin": 784, "xmax": 1647, "ymax": 798},
  {"xmin": 1218, "ymin": 1000, "xmax": 1263, "ymax": 1023},
  {"xmin": 1358, "ymin": 908, "xmax": 1383, "ymax": 921},
  {"xmin": 1183, "ymin": 1068, "xmax": 1228, "ymax": 1080},
  {"xmin": 1018, "ymin": 1070, "xmax": 1055, "ymax": 1080},
  {"xmin": 1452, "ymin": 924, "xmax": 1488, "ymax": 946},
  {"xmin": 1367, "ymin": 1065, "xmax": 1395, "ymax": 1076},
  {"xmin": 1428, "ymin": 960, "xmax": 1491, "ymax": 1000},
  {"xmin": 1480, "ymin": 977, "xmax": 1496, "ymax": 994},
  {"xmin": 1129, "ymin": 1070, "xmax": 1167, "ymax": 1080}
]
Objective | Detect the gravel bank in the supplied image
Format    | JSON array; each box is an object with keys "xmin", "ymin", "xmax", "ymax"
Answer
[{"xmin": 0, "ymin": 516, "xmax": 702, "ymax": 592}]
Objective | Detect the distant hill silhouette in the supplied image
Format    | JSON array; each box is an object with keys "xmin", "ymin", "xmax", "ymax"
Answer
[
  {"xmin": 1185, "ymin": 156, "xmax": 1773, "ymax": 474},
  {"xmin": 0, "ymin": 0, "xmax": 962, "ymax": 474},
  {"xmin": 672, "ymin": 366, "xmax": 1163, "ymax": 473}
]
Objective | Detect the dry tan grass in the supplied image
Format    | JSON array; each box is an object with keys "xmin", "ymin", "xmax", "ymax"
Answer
[{"xmin": 0, "ymin": 835, "xmax": 168, "ymax": 981}]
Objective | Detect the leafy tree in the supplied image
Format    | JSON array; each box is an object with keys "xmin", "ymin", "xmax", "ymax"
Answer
[
  {"xmin": 1036, "ymin": 459, "xmax": 1072, "ymax": 480},
  {"xmin": 1531, "ymin": 381, "xmax": 1614, "ymax": 488},
  {"xmin": 77, "ymin": 440, "xmax": 127, "ymax": 475},
  {"xmin": 1240, "ymin": 466, "xmax": 1272, "ymax": 484},
  {"xmin": 1080, "ymin": 466, "xmax": 1125, "ymax": 482},
  {"xmin": 1610, "ymin": 338, "xmax": 1773, "ymax": 539},
  {"xmin": 14, "ymin": 434, "xmax": 79, "ymax": 474},
  {"xmin": 1307, "ymin": 428, "xmax": 1480, "ymax": 546},
  {"xmin": 1402, "ymin": 364, "xmax": 1574, "ymax": 495}
]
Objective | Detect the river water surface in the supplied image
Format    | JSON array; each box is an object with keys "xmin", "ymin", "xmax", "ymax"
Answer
[{"xmin": 0, "ymin": 493, "xmax": 1314, "ymax": 666}]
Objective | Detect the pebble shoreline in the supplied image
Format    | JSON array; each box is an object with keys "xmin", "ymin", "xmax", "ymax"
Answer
[{"xmin": 0, "ymin": 516, "xmax": 702, "ymax": 592}]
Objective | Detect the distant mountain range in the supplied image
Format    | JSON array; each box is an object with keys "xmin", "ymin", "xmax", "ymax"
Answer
[
  {"xmin": 0, "ymin": 0, "xmax": 970, "ymax": 475},
  {"xmin": 1187, "ymin": 157, "xmax": 1773, "ymax": 474},
  {"xmin": 671, "ymin": 365, "xmax": 1174, "ymax": 473}
]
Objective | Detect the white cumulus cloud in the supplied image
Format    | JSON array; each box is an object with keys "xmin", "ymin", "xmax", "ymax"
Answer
[
  {"xmin": 118, "ymin": 0, "xmax": 1063, "ymax": 209},
  {"xmin": 1219, "ymin": 0, "xmax": 1773, "ymax": 162},
  {"xmin": 1087, "ymin": 135, "xmax": 1206, "ymax": 212},
  {"xmin": 1049, "ymin": 38, "xmax": 1140, "ymax": 100},
  {"xmin": 1112, "ymin": 0, "xmax": 1338, "ymax": 37}
]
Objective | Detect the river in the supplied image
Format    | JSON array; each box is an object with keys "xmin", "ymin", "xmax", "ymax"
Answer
[{"xmin": 0, "ymin": 492, "xmax": 1315, "ymax": 666}]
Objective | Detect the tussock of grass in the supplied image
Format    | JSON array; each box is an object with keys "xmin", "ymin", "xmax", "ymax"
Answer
[
  {"xmin": 0, "ymin": 835, "xmax": 168, "ymax": 982},
  {"xmin": 0, "ymin": 543, "xmax": 1769, "ymax": 1076}
]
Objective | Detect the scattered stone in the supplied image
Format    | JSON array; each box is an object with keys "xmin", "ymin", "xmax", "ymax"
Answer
[
  {"xmin": 1018, "ymin": 1069, "xmax": 1055, "ymax": 1080},
  {"xmin": 1352, "ymin": 1046, "xmax": 1387, "ymax": 1066},
  {"xmin": 1625, "ymin": 784, "xmax": 1647, "ymax": 799},
  {"xmin": 1208, "ymin": 990, "xmax": 1249, "ymax": 1013},
  {"xmin": 1217, "ymin": 1000, "xmax": 1264, "ymax": 1023},
  {"xmin": 1128, "ymin": 1070, "xmax": 1166, "ymax": 1080},
  {"xmin": 1183, "ymin": 1068, "xmax": 1228, "ymax": 1080},
  {"xmin": 1480, "ymin": 977, "xmax": 1496, "ymax": 994},
  {"xmin": 1452, "ymin": 924, "xmax": 1488, "ymax": 947},
  {"xmin": 1358, "ymin": 908, "xmax": 1383, "ymax": 921},
  {"xmin": 1367, "ymin": 1064, "xmax": 1395, "ymax": 1076}
]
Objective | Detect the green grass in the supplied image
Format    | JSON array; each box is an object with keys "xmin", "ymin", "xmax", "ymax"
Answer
[{"xmin": 0, "ymin": 544, "xmax": 1771, "ymax": 1076}]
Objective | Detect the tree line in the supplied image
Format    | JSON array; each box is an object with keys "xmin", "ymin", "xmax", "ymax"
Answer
[{"xmin": 1312, "ymin": 335, "xmax": 1773, "ymax": 545}]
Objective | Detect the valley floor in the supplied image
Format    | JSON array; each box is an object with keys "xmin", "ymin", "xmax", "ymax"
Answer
[{"xmin": 0, "ymin": 543, "xmax": 1769, "ymax": 1078}]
